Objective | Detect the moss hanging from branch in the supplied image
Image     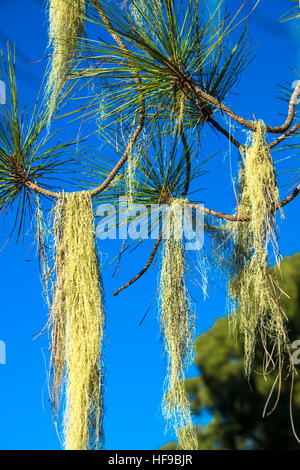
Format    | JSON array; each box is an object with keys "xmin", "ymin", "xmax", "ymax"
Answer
[
  {"xmin": 47, "ymin": 0, "xmax": 85, "ymax": 118},
  {"xmin": 174, "ymin": 88, "xmax": 186, "ymax": 129},
  {"xmin": 159, "ymin": 198, "xmax": 198, "ymax": 450},
  {"xmin": 49, "ymin": 191, "xmax": 104, "ymax": 450},
  {"xmin": 229, "ymin": 121, "xmax": 289, "ymax": 377},
  {"xmin": 125, "ymin": 150, "xmax": 139, "ymax": 209}
]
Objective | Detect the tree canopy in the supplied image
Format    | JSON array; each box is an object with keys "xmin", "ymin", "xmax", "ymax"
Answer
[{"xmin": 163, "ymin": 253, "xmax": 300, "ymax": 450}]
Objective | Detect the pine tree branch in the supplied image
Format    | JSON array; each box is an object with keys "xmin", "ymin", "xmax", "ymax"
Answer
[
  {"xmin": 24, "ymin": 181, "xmax": 59, "ymax": 199},
  {"xmin": 19, "ymin": 3, "xmax": 300, "ymax": 218},
  {"xmin": 23, "ymin": 179, "xmax": 300, "ymax": 219},
  {"xmin": 269, "ymin": 122, "xmax": 300, "ymax": 149},
  {"xmin": 189, "ymin": 184, "xmax": 300, "ymax": 222},
  {"xmin": 187, "ymin": 80, "xmax": 300, "ymax": 135},
  {"xmin": 279, "ymin": 184, "xmax": 300, "ymax": 209},
  {"xmin": 89, "ymin": 0, "xmax": 145, "ymax": 197}
]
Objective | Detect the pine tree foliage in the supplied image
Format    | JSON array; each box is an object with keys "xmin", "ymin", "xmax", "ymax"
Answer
[{"xmin": 0, "ymin": 0, "xmax": 300, "ymax": 450}]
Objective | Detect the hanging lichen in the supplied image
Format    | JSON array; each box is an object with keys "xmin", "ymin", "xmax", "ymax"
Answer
[
  {"xmin": 34, "ymin": 195, "xmax": 53, "ymax": 310},
  {"xmin": 125, "ymin": 150, "xmax": 139, "ymax": 209},
  {"xmin": 159, "ymin": 198, "xmax": 198, "ymax": 450},
  {"xmin": 174, "ymin": 88, "xmax": 186, "ymax": 129},
  {"xmin": 47, "ymin": 0, "xmax": 86, "ymax": 119},
  {"xmin": 228, "ymin": 121, "xmax": 289, "ymax": 377},
  {"xmin": 49, "ymin": 191, "xmax": 104, "ymax": 450}
]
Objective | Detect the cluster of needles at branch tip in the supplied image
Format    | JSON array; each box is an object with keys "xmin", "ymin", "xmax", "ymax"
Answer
[
  {"xmin": 48, "ymin": 191, "xmax": 104, "ymax": 450},
  {"xmin": 159, "ymin": 198, "xmax": 198, "ymax": 450},
  {"xmin": 46, "ymin": 0, "xmax": 86, "ymax": 120}
]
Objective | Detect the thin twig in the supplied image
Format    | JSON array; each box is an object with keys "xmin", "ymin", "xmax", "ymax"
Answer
[
  {"xmin": 113, "ymin": 234, "xmax": 162, "ymax": 296},
  {"xmin": 113, "ymin": 239, "xmax": 126, "ymax": 279},
  {"xmin": 208, "ymin": 116, "xmax": 243, "ymax": 149}
]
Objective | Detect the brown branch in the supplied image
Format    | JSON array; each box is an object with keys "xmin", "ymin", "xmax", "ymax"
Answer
[
  {"xmin": 24, "ymin": 181, "xmax": 59, "ymax": 199},
  {"xmin": 189, "ymin": 184, "xmax": 300, "ymax": 222},
  {"xmin": 188, "ymin": 203, "xmax": 249, "ymax": 222},
  {"xmin": 90, "ymin": 110, "xmax": 145, "ymax": 196},
  {"xmin": 92, "ymin": 0, "xmax": 127, "ymax": 52},
  {"xmin": 279, "ymin": 184, "xmax": 300, "ymax": 209},
  {"xmin": 113, "ymin": 234, "xmax": 162, "ymax": 296},
  {"xmin": 24, "ymin": 180, "xmax": 300, "ymax": 223},
  {"xmin": 19, "ymin": 5, "xmax": 300, "ymax": 212},
  {"xmin": 90, "ymin": 0, "xmax": 145, "ymax": 197},
  {"xmin": 190, "ymin": 81, "xmax": 300, "ymax": 135},
  {"xmin": 270, "ymin": 121, "xmax": 300, "ymax": 149}
]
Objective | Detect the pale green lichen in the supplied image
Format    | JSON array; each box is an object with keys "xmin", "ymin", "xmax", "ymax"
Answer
[
  {"xmin": 125, "ymin": 150, "xmax": 140, "ymax": 209},
  {"xmin": 46, "ymin": 0, "xmax": 85, "ymax": 119},
  {"xmin": 229, "ymin": 122, "xmax": 288, "ymax": 377},
  {"xmin": 50, "ymin": 191, "xmax": 104, "ymax": 450},
  {"xmin": 159, "ymin": 198, "xmax": 198, "ymax": 450}
]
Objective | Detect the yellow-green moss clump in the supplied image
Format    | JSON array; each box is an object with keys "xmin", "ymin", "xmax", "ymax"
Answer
[
  {"xmin": 50, "ymin": 191, "xmax": 104, "ymax": 450},
  {"xmin": 159, "ymin": 199, "xmax": 198, "ymax": 450},
  {"xmin": 47, "ymin": 0, "xmax": 85, "ymax": 118},
  {"xmin": 229, "ymin": 121, "xmax": 288, "ymax": 377}
]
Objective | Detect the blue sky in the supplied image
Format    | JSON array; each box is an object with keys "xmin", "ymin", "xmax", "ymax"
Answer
[{"xmin": 0, "ymin": 0, "xmax": 299, "ymax": 450}]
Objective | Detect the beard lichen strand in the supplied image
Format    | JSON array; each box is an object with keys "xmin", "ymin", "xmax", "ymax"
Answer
[
  {"xmin": 125, "ymin": 149, "xmax": 139, "ymax": 209},
  {"xmin": 229, "ymin": 121, "xmax": 289, "ymax": 378},
  {"xmin": 159, "ymin": 198, "xmax": 198, "ymax": 450},
  {"xmin": 49, "ymin": 196, "xmax": 65, "ymax": 414},
  {"xmin": 50, "ymin": 191, "xmax": 104, "ymax": 450},
  {"xmin": 47, "ymin": 0, "xmax": 86, "ymax": 118}
]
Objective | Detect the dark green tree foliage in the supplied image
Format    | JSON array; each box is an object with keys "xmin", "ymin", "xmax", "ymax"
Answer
[{"xmin": 162, "ymin": 254, "xmax": 300, "ymax": 450}]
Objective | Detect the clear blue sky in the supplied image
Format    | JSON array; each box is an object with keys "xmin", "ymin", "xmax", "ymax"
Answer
[{"xmin": 0, "ymin": 0, "xmax": 299, "ymax": 450}]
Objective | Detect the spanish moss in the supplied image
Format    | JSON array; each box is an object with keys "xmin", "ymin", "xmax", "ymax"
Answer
[
  {"xmin": 49, "ymin": 191, "xmax": 104, "ymax": 450},
  {"xmin": 229, "ymin": 122, "xmax": 288, "ymax": 377},
  {"xmin": 159, "ymin": 198, "xmax": 198, "ymax": 450},
  {"xmin": 47, "ymin": 0, "xmax": 85, "ymax": 119}
]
